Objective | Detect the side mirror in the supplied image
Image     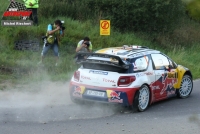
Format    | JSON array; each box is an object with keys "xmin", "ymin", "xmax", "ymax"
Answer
[
  {"xmin": 167, "ymin": 65, "xmax": 173, "ymax": 72},
  {"xmin": 168, "ymin": 65, "xmax": 173, "ymax": 69},
  {"xmin": 159, "ymin": 66, "xmax": 167, "ymax": 70},
  {"xmin": 161, "ymin": 65, "xmax": 172, "ymax": 71}
]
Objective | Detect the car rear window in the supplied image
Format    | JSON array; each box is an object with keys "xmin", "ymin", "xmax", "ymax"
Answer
[
  {"xmin": 82, "ymin": 63, "xmax": 130, "ymax": 73},
  {"xmin": 82, "ymin": 55, "xmax": 149, "ymax": 74},
  {"xmin": 131, "ymin": 55, "xmax": 149, "ymax": 72}
]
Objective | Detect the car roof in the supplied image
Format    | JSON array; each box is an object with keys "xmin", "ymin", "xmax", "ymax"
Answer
[{"xmin": 95, "ymin": 46, "xmax": 160, "ymax": 58}]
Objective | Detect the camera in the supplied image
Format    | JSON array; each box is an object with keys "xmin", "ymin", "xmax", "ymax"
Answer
[
  {"xmin": 84, "ymin": 41, "xmax": 90, "ymax": 47},
  {"xmin": 60, "ymin": 21, "xmax": 65, "ymax": 30},
  {"xmin": 60, "ymin": 25, "xmax": 65, "ymax": 30}
]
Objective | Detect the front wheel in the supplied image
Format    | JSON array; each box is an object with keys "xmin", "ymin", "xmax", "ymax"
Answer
[
  {"xmin": 132, "ymin": 85, "xmax": 150, "ymax": 112},
  {"xmin": 177, "ymin": 75, "xmax": 193, "ymax": 98}
]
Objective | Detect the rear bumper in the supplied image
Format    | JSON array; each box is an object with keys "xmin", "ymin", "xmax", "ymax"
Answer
[{"xmin": 69, "ymin": 81, "xmax": 139, "ymax": 106}]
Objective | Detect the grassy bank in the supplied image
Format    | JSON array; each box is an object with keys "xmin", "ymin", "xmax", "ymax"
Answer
[{"xmin": 0, "ymin": 0, "xmax": 200, "ymax": 90}]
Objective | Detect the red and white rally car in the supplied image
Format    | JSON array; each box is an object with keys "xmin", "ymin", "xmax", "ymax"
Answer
[{"xmin": 69, "ymin": 46, "xmax": 193, "ymax": 112}]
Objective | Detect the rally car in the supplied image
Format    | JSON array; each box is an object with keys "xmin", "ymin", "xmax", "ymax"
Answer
[{"xmin": 69, "ymin": 45, "xmax": 193, "ymax": 112}]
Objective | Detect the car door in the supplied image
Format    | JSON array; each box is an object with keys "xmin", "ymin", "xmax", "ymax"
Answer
[{"xmin": 151, "ymin": 53, "xmax": 178, "ymax": 101}]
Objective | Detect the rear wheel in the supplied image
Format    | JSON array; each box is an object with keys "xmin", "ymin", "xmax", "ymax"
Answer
[
  {"xmin": 177, "ymin": 75, "xmax": 193, "ymax": 98},
  {"xmin": 132, "ymin": 85, "xmax": 150, "ymax": 112}
]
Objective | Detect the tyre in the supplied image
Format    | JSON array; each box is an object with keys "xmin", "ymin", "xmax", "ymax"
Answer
[
  {"xmin": 177, "ymin": 75, "xmax": 193, "ymax": 98},
  {"xmin": 132, "ymin": 85, "xmax": 150, "ymax": 112}
]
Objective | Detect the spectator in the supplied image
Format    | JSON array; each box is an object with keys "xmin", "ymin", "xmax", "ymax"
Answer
[
  {"xmin": 22, "ymin": 0, "xmax": 39, "ymax": 26},
  {"xmin": 39, "ymin": 19, "xmax": 65, "ymax": 66},
  {"xmin": 76, "ymin": 37, "xmax": 92, "ymax": 53}
]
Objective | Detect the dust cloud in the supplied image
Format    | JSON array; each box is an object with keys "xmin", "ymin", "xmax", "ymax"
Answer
[{"xmin": 0, "ymin": 81, "xmax": 117, "ymax": 123}]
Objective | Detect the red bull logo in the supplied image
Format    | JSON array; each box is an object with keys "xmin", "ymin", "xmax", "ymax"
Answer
[
  {"xmin": 110, "ymin": 91, "xmax": 121, "ymax": 99},
  {"xmin": 108, "ymin": 91, "xmax": 123, "ymax": 103},
  {"xmin": 160, "ymin": 78, "xmax": 178, "ymax": 95},
  {"xmin": 73, "ymin": 86, "xmax": 82, "ymax": 98},
  {"xmin": 149, "ymin": 72, "xmax": 178, "ymax": 100}
]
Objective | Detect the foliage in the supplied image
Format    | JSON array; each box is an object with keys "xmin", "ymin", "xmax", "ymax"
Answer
[
  {"xmin": 0, "ymin": 0, "xmax": 200, "ymax": 90},
  {"xmin": 39, "ymin": 0, "xmax": 86, "ymax": 20},
  {"xmin": 87, "ymin": 0, "xmax": 186, "ymax": 33},
  {"xmin": 185, "ymin": 0, "xmax": 200, "ymax": 22},
  {"xmin": 38, "ymin": 0, "xmax": 186, "ymax": 33}
]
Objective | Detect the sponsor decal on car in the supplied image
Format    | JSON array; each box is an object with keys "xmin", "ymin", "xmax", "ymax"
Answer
[
  {"xmin": 160, "ymin": 73, "xmax": 178, "ymax": 95},
  {"xmin": 107, "ymin": 90, "xmax": 123, "ymax": 103},
  {"xmin": 144, "ymin": 72, "xmax": 154, "ymax": 75},
  {"xmin": 150, "ymin": 72, "xmax": 178, "ymax": 97},
  {"xmin": 89, "ymin": 70, "xmax": 108, "ymax": 75},
  {"xmin": 81, "ymin": 75, "xmax": 91, "ymax": 80},
  {"xmin": 73, "ymin": 86, "xmax": 85, "ymax": 98},
  {"xmin": 151, "ymin": 85, "xmax": 160, "ymax": 90},
  {"xmin": 161, "ymin": 78, "xmax": 177, "ymax": 95},
  {"xmin": 167, "ymin": 71, "xmax": 177, "ymax": 78},
  {"xmin": 103, "ymin": 78, "xmax": 115, "ymax": 83},
  {"xmin": 135, "ymin": 73, "xmax": 145, "ymax": 77}
]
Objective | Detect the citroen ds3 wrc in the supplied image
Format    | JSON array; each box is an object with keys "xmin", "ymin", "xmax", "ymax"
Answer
[{"xmin": 69, "ymin": 45, "xmax": 193, "ymax": 112}]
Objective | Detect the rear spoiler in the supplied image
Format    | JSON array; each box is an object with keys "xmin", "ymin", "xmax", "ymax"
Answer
[{"xmin": 75, "ymin": 52, "xmax": 130, "ymax": 69}]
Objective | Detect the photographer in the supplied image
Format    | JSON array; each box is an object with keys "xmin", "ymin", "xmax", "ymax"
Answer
[
  {"xmin": 76, "ymin": 37, "xmax": 92, "ymax": 53},
  {"xmin": 39, "ymin": 19, "xmax": 65, "ymax": 66}
]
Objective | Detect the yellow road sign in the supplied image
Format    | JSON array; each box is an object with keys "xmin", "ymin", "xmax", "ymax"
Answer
[{"xmin": 100, "ymin": 20, "xmax": 110, "ymax": 35}]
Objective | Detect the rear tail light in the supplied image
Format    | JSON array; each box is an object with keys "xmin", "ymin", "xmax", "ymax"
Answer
[
  {"xmin": 74, "ymin": 71, "xmax": 80, "ymax": 82},
  {"xmin": 117, "ymin": 76, "xmax": 136, "ymax": 87}
]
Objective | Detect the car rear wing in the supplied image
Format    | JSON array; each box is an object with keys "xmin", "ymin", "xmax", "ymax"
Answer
[{"xmin": 75, "ymin": 52, "xmax": 130, "ymax": 69}]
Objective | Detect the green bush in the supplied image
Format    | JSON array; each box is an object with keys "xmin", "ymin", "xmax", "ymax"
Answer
[
  {"xmin": 39, "ymin": 0, "xmax": 186, "ymax": 33},
  {"xmin": 39, "ymin": 0, "xmax": 87, "ymax": 21},
  {"xmin": 87, "ymin": 0, "xmax": 186, "ymax": 33},
  {"xmin": 186, "ymin": 0, "xmax": 200, "ymax": 21}
]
